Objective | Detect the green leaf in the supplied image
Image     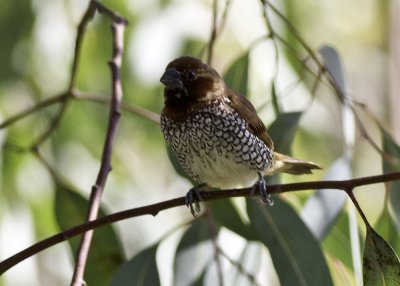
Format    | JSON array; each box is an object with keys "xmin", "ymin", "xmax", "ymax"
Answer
[
  {"xmin": 319, "ymin": 45, "xmax": 346, "ymax": 97},
  {"xmin": 267, "ymin": 112, "xmax": 302, "ymax": 155},
  {"xmin": 55, "ymin": 183, "xmax": 125, "ymax": 286},
  {"xmin": 363, "ymin": 227, "xmax": 400, "ymax": 286},
  {"xmin": 381, "ymin": 127, "xmax": 400, "ymax": 229},
  {"xmin": 211, "ymin": 199, "xmax": 254, "ymax": 240},
  {"xmin": 375, "ymin": 209, "xmax": 400, "ymax": 256},
  {"xmin": 0, "ymin": 0, "xmax": 34, "ymax": 80},
  {"xmin": 300, "ymin": 153, "xmax": 350, "ymax": 239},
  {"xmin": 322, "ymin": 209, "xmax": 356, "ymax": 270},
  {"xmin": 223, "ymin": 52, "xmax": 249, "ymax": 96},
  {"xmin": 247, "ymin": 198, "xmax": 333, "ymax": 286},
  {"xmin": 174, "ymin": 219, "xmax": 214, "ymax": 286},
  {"xmin": 110, "ymin": 244, "xmax": 160, "ymax": 286},
  {"xmin": 271, "ymin": 83, "xmax": 281, "ymax": 117}
]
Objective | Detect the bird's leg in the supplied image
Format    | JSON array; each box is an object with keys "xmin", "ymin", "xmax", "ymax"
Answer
[
  {"xmin": 251, "ymin": 173, "xmax": 274, "ymax": 206},
  {"xmin": 185, "ymin": 184, "xmax": 208, "ymax": 217}
]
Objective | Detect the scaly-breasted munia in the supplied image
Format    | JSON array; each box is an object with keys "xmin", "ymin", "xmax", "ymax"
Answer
[{"xmin": 160, "ymin": 56, "xmax": 320, "ymax": 215}]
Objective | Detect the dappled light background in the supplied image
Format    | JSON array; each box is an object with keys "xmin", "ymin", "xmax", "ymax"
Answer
[{"xmin": 0, "ymin": 0, "xmax": 398, "ymax": 285}]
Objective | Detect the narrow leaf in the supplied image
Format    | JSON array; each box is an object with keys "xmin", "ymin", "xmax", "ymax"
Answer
[
  {"xmin": 267, "ymin": 112, "xmax": 302, "ymax": 155},
  {"xmin": 174, "ymin": 219, "xmax": 214, "ymax": 286},
  {"xmin": 247, "ymin": 198, "xmax": 333, "ymax": 286},
  {"xmin": 322, "ymin": 209, "xmax": 355, "ymax": 270},
  {"xmin": 211, "ymin": 199, "xmax": 254, "ymax": 240},
  {"xmin": 381, "ymin": 127, "xmax": 400, "ymax": 229},
  {"xmin": 319, "ymin": 45, "xmax": 346, "ymax": 96},
  {"xmin": 111, "ymin": 244, "xmax": 160, "ymax": 286},
  {"xmin": 375, "ymin": 209, "xmax": 400, "ymax": 256},
  {"xmin": 300, "ymin": 153, "xmax": 350, "ymax": 239},
  {"xmin": 271, "ymin": 83, "xmax": 281, "ymax": 117},
  {"xmin": 363, "ymin": 227, "xmax": 400, "ymax": 286},
  {"xmin": 223, "ymin": 52, "xmax": 249, "ymax": 96},
  {"xmin": 55, "ymin": 184, "xmax": 125, "ymax": 286}
]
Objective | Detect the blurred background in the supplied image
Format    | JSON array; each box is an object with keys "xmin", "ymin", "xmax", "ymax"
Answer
[{"xmin": 0, "ymin": 0, "xmax": 398, "ymax": 285}]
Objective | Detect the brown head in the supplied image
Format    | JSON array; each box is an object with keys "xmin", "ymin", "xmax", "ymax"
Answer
[{"xmin": 160, "ymin": 56, "xmax": 225, "ymax": 120}]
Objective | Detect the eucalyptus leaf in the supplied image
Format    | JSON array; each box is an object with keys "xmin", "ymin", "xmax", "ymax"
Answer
[
  {"xmin": 322, "ymin": 209, "xmax": 355, "ymax": 270},
  {"xmin": 319, "ymin": 45, "xmax": 346, "ymax": 97},
  {"xmin": 375, "ymin": 209, "xmax": 400, "ymax": 256},
  {"xmin": 381, "ymin": 127, "xmax": 400, "ymax": 230},
  {"xmin": 223, "ymin": 52, "xmax": 249, "ymax": 96},
  {"xmin": 271, "ymin": 83, "xmax": 281, "ymax": 116},
  {"xmin": 363, "ymin": 227, "xmax": 400, "ymax": 286},
  {"xmin": 247, "ymin": 198, "xmax": 333, "ymax": 286},
  {"xmin": 300, "ymin": 153, "xmax": 350, "ymax": 239},
  {"xmin": 211, "ymin": 199, "xmax": 254, "ymax": 240},
  {"xmin": 55, "ymin": 183, "xmax": 125, "ymax": 286},
  {"xmin": 267, "ymin": 112, "xmax": 302, "ymax": 155},
  {"xmin": 174, "ymin": 219, "xmax": 214, "ymax": 286},
  {"xmin": 111, "ymin": 244, "xmax": 160, "ymax": 286}
]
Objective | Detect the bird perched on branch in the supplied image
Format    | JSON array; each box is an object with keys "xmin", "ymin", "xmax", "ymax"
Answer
[{"xmin": 160, "ymin": 56, "xmax": 320, "ymax": 215}]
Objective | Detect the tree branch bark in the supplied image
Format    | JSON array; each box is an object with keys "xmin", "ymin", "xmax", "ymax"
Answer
[
  {"xmin": 1, "ymin": 172, "xmax": 399, "ymax": 276},
  {"xmin": 70, "ymin": 2, "xmax": 128, "ymax": 285}
]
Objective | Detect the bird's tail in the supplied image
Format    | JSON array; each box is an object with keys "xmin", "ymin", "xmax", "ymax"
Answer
[{"xmin": 269, "ymin": 152, "xmax": 322, "ymax": 175}]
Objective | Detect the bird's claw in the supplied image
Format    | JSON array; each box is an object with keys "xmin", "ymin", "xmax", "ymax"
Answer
[
  {"xmin": 251, "ymin": 174, "xmax": 274, "ymax": 206},
  {"xmin": 185, "ymin": 185, "xmax": 205, "ymax": 217}
]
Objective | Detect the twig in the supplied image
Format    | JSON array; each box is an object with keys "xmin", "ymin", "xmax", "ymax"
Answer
[
  {"xmin": 70, "ymin": 16, "xmax": 127, "ymax": 286},
  {"xmin": 204, "ymin": 0, "xmax": 234, "ymax": 64},
  {"xmin": 1, "ymin": 172, "xmax": 400, "ymax": 275},
  {"xmin": 260, "ymin": 0, "xmax": 388, "ymax": 162},
  {"xmin": 30, "ymin": 98, "xmax": 70, "ymax": 148},
  {"xmin": 0, "ymin": 93, "xmax": 69, "ymax": 129},
  {"xmin": 72, "ymin": 90, "xmax": 160, "ymax": 123},
  {"xmin": 207, "ymin": 0, "xmax": 219, "ymax": 65}
]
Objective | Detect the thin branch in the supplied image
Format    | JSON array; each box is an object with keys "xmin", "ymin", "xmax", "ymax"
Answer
[
  {"xmin": 30, "ymin": 98, "xmax": 70, "ymax": 148},
  {"xmin": 1, "ymin": 172, "xmax": 400, "ymax": 275},
  {"xmin": 204, "ymin": 0, "xmax": 234, "ymax": 64},
  {"xmin": 260, "ymin": 0, "xmax": 388, "ymax": 162},
  {"xmin": 70, "ymin": 19, "xmax": 127, "ymax": 286},
  {"xmin": 207, "ymin": 0, "xmax": 219, "ymax": 65},
  {"xmin": 347, "ymin": 190, "xmax": 372, "ymax": 229},
  {"xmin": 69, "ymin": 2, "xmax": 96, "ymax": 90},
  {"xmin": 72, "ymin": 90, "xmax": 160, "ymax": 123},
  {"xmin": 0, "ymin": 92, "xmax": 69, "ymax": 129}
]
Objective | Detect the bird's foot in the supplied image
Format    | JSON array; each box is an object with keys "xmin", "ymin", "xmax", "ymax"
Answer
[
  {"xmin": 251, "ymin": 174, "xmax": 274, "ymax": 206},
  {"xmin": 185, "ymin": 184, "xmax": 207, "ymax": 217}
]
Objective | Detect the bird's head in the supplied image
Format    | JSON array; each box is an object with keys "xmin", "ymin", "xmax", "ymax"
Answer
[{"xmin": 160, "ymin": 57, "xmax": 225, "ymax": 113}]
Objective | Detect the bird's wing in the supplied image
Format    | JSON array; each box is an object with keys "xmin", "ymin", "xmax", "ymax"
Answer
[{"xmin": 227, "ymin": 89, "xmax": 274, "ymax": 150}]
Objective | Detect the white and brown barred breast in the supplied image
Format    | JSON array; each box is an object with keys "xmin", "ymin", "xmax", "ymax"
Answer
[{"xmin": 161, "ymin": 101, "xmax": 274, "ymax": 189}]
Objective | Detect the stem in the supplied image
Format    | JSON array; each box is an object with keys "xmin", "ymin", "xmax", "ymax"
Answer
[
  {"xmin": 70, "ymin": 19, "xmax": 127, "ymax": 286},
  {"xmin": 1, "ymin": 172, "xmax": 400, "ymax": 275}
]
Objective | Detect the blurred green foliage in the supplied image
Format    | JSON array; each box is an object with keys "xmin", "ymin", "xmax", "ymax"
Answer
[{"xmin": 0, "ymin": 1, "xmax": 399, "ymax": 286}]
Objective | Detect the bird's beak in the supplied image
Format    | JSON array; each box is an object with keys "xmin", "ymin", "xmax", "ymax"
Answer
[{"xmin": 160, "ymin": 68, "xmax": 184, "ymax": 90}]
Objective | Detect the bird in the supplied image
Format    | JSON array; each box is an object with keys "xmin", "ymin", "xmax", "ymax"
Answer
[{"xmin": 160, "ymin": 56, "xmax": 320, "ymax": 215}]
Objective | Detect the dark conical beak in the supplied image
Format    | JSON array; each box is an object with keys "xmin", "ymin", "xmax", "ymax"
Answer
[{"xmin": 160, "ymin": 68, "xmax": 184, "ymax": 90}]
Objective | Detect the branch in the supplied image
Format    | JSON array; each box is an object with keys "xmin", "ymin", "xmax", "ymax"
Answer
[
  {"xmin": 70, "ymin": 10, "xmax": 127, "ymax": 286},
  {"xmin": 0, "ymin": 93, "xmax": 69, "ymax": 129},
  {"xmin": 72, "ymin": 90, "xmax": 160, "ymax": 123},
  {"xmin": 205, "ymin": 0, "xmax": 233, "ymax": 64},
  {"xmin": 259, "ymin": 0, "xmax": 390, "ymax": 161},
  {"xmin": 1, "ymin": 172, "xmax": 399, "ymax": 275}
]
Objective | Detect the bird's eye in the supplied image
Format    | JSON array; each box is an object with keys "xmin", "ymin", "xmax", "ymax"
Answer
[{"xmin": 186, "ymin": 70, "xmax": 197, "ymax": 81}]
